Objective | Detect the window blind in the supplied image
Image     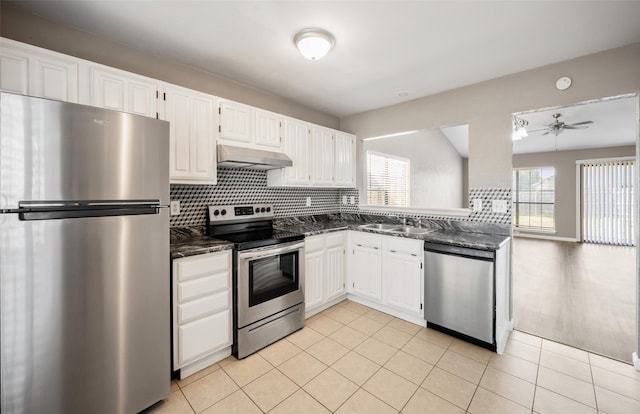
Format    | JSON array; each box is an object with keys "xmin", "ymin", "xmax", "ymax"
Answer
[
  {"xmin": 366, "ymin": 151, "xmax": 410, "ymax": 206},
  {"xmin": 582, "ymin": 159, "xmax": 635, "ymax": 246}
]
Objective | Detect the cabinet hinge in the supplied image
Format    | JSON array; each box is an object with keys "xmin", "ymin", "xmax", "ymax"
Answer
[
  {"xmin": 352, "ymin": 283, "xmax": 355, "ymax": 288},
  {"xmin": 218, "ymin": 107, "xmax": 221, "ymax": 115},
  {"xmin": 421, "ymin": 263, "xmax": 423, "ymax": 269},
  {"xmin": 155, "ymin": 112, "xmax": 159, "ymax": 120},
  {"xmin": 219, "ymin": 125, "xmax": 222, "ymax": 133},
  {"xmin": 156, "ymin": 90, "xmax": 159, "ymax": 99}
]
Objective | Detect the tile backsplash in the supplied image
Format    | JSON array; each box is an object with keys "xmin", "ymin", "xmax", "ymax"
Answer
[
  {"xmin": 169, "ymin": 168, "xmax": 342, "ymax": 227},
  {"xmin": 169, "ymin": 168, "xmax": 511, "ymax": 229}
]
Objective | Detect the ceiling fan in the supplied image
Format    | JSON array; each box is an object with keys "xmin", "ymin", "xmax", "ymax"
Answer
[{"xmin": 530, "ymin": 113, "xmax": 594, "ymax": 136}]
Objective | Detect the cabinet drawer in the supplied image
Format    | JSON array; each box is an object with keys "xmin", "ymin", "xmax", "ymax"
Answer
[
  {"xmin": 176, "ymin": 251, "xmax": 230, "ymax": 282},
  {"xmin": 326, "ymin": 232, "xmax": 345, "ymax": 248},
  {"xmin": 178, "ymin": 311, "xmax": 231, "ymax": 366},
  {"xmin": 178, "ymin": 270, "xmax": 229, "ymax": 303},
  {"xmin": 305, "ymin": 235, "xmax": 324, "ymax": 253},
  {"xmin": 384, "ymin": 237, "xmax": 422, "ymax": 257},
  {"xmin": 352, "ymin": 232, "xmax": 382, "ymax": 249},
  {"xmin": 177, "ymin": 291, "xmax": 229, "ymax": 324}
]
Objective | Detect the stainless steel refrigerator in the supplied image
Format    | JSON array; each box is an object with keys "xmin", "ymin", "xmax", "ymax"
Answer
[{"xmin": 0, "ymin": 92, "xmax": 171, "ymax": 414}]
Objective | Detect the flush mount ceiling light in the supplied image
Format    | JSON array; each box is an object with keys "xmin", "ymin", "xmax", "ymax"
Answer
[{"xmin": 294, "ymin": 28, "xmax": 335, "ymax": 61}]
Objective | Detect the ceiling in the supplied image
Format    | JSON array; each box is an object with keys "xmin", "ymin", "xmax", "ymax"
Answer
[
  {"xmin": 513, "ymin": 95, "xmax": 638, "ymax": 155},
  {"xmin": 7, "ymin": 1, "xmax": 640, "ymax": 117}
]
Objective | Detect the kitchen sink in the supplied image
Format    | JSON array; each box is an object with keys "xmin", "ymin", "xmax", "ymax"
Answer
[
  {"xmin": 389, "ymin": 226, "xmax": 431, "ymax": 235},
  {"xmin": 358, "ymin": 223, "xmax": 431, "ymax": 235},
  {"xmin": 358, "ymin": 223, "xmax": 399, "ymax": 231}
]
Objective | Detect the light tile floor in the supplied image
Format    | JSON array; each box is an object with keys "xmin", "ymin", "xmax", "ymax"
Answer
[{"xmin": 145, "ymin": 300, "xmax": 640, "ymax": 414}]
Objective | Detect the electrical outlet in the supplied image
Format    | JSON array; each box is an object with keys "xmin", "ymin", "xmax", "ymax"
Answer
[
  {"xmin": 342, "ymin": 196, "xmax": 348, "ymax": 205},
  {"xmin": 350, "ymin": 196, "xmax": 355, "ymax": 205},
  {"xmin": 472, "ymin": 198, "xmax": 483, "ymax": 212},
  {"xmin": 306, "ymin": 197, "xmax": 311, "ymax": 207},
  {"xmin": 170, "ymin": 200, "xmax": 181, "ymax": 216},
  {"xmin": 492, "ymin": 200, "xmax": 508, "ymax": 214}
]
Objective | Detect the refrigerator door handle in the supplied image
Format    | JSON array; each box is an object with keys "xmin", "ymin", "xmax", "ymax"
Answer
[{"xmin": 2, "ymin": 200, "xmax": 166, "ymax": 220}]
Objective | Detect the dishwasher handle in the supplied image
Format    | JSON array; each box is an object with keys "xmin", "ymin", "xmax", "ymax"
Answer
[{"xmin": 424, "ymin": 242, "xmax": 494, "ymax": 261}]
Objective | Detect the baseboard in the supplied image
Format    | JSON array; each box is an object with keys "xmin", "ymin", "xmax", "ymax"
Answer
[
  {"xmin": 633, "ymin": 352, "xmax": 640, "ymax": 371},
  {"xmin": 513, "ymin": 232, "xmax": 578, "ymax": 242},
  {"xmin": 346, "ymin": 294, "xmax": 427, "ymax": 327}
]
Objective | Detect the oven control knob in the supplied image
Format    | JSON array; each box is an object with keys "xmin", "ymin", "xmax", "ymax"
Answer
[
  {"xmin": 255, "ymin": 208, "xmax": 260, "ymax": 213},
  {"xmin": 221, "ymin": 209, "xmax": 227, "ymax": 216},
  {"xmin": 213, "ymin": 209, "xmax": 220, "ymax": 216},
  {"xmin": 266, "ymin": 207, "xmax": 271, "ymax": 212},
  {"xmin": 260, "ymin": 207, "xmax": 266, "ymax": 213}
]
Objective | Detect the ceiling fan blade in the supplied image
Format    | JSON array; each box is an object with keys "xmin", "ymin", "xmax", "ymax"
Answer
[
  {"xmin": 568, "ymin": 121, "xmax": 594, "ymax": 126},
  {"xmin": 528, "ymin": 128, "xmax": 549, "ymax": 133},
  {"xmin": 563, "ymin": 125, "xmax": 589, "ymax": 130},
  {"xmin": 541, "ymin": 131, "xmax": 550, "ymax": 136}
]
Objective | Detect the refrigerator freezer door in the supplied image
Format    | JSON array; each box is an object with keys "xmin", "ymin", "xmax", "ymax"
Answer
[
  {"xmin": 1, "ymin": 209, "xmax": 170, "ymax": 414},
  {"xmin": 0, "ymin": 92, "xmax": 169, "ymax": 208}
]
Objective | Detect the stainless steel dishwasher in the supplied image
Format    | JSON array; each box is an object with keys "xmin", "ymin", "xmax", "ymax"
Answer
[{"xmin": 424, "ymin": 242, "xmax": 496, "ymax": 349}]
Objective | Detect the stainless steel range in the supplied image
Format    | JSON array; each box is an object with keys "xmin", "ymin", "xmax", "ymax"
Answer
[{"xmin": 207, "ymin": 204, "xmax": 305, "ymax": 359}]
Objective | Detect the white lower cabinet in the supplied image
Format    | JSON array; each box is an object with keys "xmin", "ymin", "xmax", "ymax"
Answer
[
  {"xmin": 304, "ymin": 232, "xmax": 347, "ymax": 316},
  {"xmin": 349, "ymin": 232, "xmax": 383, "ymax": 301},
  {"xmin": 348, "ymin": 231, "xmax": 424, "ymax": 323},
  {"xmin": 382, "ymin": 237, "xmax": 424, "ymax": 317},
  {"xmin": 172, "ymin": 250, "xmax": 232, "ymax": 379}
]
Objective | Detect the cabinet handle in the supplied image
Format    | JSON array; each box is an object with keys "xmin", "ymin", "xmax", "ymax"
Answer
[
  {"xmin": 411, "ymin": 253, "xmax": 418, "ymax": 257},
  {"xmin": 389, "ymin": 249, "xmax": 397, "ymax": 253},
  {"xmin": 373, "ymin": 246, "xmax": 379, "ymax": 250}
]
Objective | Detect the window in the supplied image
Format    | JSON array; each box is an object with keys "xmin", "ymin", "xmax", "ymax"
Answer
[
  {"xmin": 582, "ymin": 159, "xmax": 635, "ymax": 246},
  {"xmin": 512, "ymin": 167, "xmax": 555, "ymax": 231},
  {"xmin": 366, "ymin": 150, "xmax": 410, "ymax": 206}
]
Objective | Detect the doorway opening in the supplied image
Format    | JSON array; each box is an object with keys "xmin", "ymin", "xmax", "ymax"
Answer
[{"xmin": 511, "ymin": 94, "xmax": 638, "ymax": 363}]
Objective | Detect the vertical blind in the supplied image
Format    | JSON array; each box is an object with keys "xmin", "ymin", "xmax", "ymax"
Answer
[
  {"xmin": 366, "ymin": 151, "xmax": 410, "ymax": 206},
  {"xmin": 582, "ymin": 159, "xmax": 635, "ymax": 246}
]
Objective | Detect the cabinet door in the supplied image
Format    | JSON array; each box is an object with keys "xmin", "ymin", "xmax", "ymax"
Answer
[
  {"xmin": 383, "ymin": 251, "xmax": 423, "ymax": 315},
  {"xmin": 325, "ymin": 232, "xmax": 346, "ymax": 301},
  {"xmin": 281, "ymin": 117, "xmax": 310, "ymax": 185},
  {"xmin": 219, "ymin": 99, "xmax": 253, "ymax": 143},
  {"xmin": 1, "ymin": 39, "xmax": 79, "ymax": 102},
  {"xmin": 255, "ymin": 108, "xmax": 282, "ymax": 148},
  {"xmin": 304, "ymin": 249, "xmax": 325, "ymax": 311},
  {"xmin": 334, "ymin": 131, "xmax": 356, "ymax": 187},
  {"xmin": 310, "ymin": 125, "xmax": 334, "ymax": 186},
  {"xmin": 164, "ymin": 84, "xmax": 216, "ymax": 184},
  {"xmin": 88, "ymin": 65, "xmax": 157, "ymax": 117},
  {"xmin": 351, "ymin": 245, "xmax": 382, "ymax": 301}
]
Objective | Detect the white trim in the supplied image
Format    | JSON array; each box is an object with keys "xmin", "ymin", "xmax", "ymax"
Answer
[
  {"xmin": 633, "ymin": 352, "xmax": 640, "ymax": 371},
  {"xmin": 358, "ymin": 204, "xmax": 472, "ymax": 217},
  {"xmin": 513, "ymin": 232, "xmax": 578, "ymax": 242},
  {"xmin": 179, "ymin": 347, "xmax": 231, "ymax": 379},
  {"xmin": 575, "ymin": 156, "xmax": 636, "ymax": 165},
  {"xmin": 346, "ymin": 294, "xmax": 427, "ymax": 327}
]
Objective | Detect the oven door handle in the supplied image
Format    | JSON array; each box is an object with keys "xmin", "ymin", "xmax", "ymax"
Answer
[{"xmin": 237, "ymin": 241, "xmax": 305, "ymax": 261}]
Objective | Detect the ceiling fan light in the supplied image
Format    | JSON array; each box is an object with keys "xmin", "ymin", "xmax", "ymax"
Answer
[{"xmin": 294, "ymin": 28, "xmax": 335, "ymax": 60}]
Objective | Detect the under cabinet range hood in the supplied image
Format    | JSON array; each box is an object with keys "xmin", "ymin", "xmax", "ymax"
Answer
[{"xmin": 217, "ymin": 144, "xmax": 293, "ymax": 170}]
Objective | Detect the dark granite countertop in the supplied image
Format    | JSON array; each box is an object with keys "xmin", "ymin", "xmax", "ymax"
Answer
[
  {"xmin": 170, "ymin": 226, "xmax": 233, "ymax": 259},
  {"xmin": 170, "ymin": 214, "xmax": 510, "ymax": 259},
  {"xmin": 274, "ymin": 213, "xmax": 510, "ymax": 251}
]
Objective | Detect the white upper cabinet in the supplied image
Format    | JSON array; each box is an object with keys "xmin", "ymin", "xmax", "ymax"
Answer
[
  {"xmin": 255, "ymin": 108, "xmax": 282, "ymax": 148},
  {"xmin": 219, "ymin": 98, "xmax": 253, "ymax": 143},
  {"xmin": 0, "ymin": 38, "xmax": 79, "ymax": 102},
  {"xmin": 334, "ymin": 131, "xmax": 356, "ymax": 188},
  {"xmin": 161, "ymin": 83, "xmax": 217, "ymax": 185},
  {"xmin": 310, "ymin": 125, "xmax": 334, "ymax": 186},
  {"xmin": 218, "ymin": 99, "xmax": 282, "ymax": 150},
  {"xmin": 266, "ymin": 116, "xmax": 309, "ymax": 186},
  {"xmin": 83, "ymin": 63, "xmax": 158, "ymax": 118}
]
